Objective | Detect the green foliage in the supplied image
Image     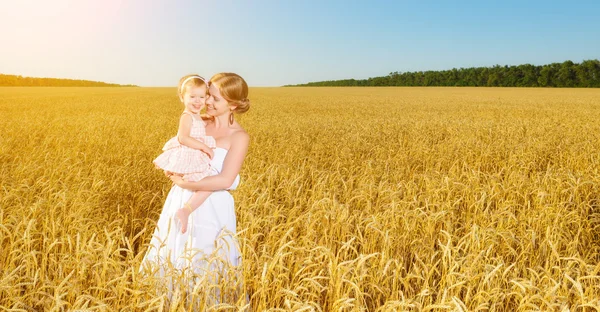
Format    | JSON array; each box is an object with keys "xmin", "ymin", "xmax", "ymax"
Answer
[
  {"xmin": 288, "ymin": 60, "xmax": 600, "ymax": 88},
  {"xmin": 0, "ymin": 74, "xmax": 138, "ymax": 87}
]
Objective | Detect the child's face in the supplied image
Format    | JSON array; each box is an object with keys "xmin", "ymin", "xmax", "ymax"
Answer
[{"xmin": 182, "ymin": 85, "xmax": 207, "ymax": 114}]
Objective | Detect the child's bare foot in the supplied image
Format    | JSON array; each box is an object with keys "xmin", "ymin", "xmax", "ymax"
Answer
[{"xmin": 175, "ymin": 204, "xmax": 192, "ymax": 233}]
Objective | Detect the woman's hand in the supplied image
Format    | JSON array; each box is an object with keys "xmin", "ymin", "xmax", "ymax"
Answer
[
  {"xmin": 169, "ymin": 174, "xmax": 186, "ymax": 186},
  {"xmin": 165, "ymin": 170, "xmax": 186, "ymax": 187}
]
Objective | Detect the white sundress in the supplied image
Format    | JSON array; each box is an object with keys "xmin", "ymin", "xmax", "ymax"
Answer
[{"xmin": 140, "ymin": 147, "xmax": 246, "ymax": 308}]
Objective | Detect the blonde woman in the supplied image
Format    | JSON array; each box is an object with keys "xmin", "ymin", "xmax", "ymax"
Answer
[{"xmin": 141, "ymin": 73, "xmax": 250, "ymax": 306}]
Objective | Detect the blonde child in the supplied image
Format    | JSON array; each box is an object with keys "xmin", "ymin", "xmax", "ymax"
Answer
[{"xmin": 153, "ymin": 74, "xmax": 214, "ymax": 233}]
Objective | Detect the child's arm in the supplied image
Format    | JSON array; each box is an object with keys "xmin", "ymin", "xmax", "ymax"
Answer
[
  {"xmin": 177, "ymin": 114, "xmax": 214, "ymax": 158},
  {"xmin": 171, "ymin": 131, "xmax": 249, "ymax": 191},
  {"xmin": 175, "ymin": 190, "xmax": 212, "ymax": 233}
]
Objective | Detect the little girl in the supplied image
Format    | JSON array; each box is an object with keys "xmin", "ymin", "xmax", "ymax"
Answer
[{"xmin": 153, "ymin": 74, "xmax": 215, "ymax": 234}]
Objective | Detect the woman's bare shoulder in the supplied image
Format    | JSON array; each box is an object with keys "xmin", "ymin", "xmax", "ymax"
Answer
[
  {"xmin": 232, "ymin": 128, "xmax": 248, "ymax": 138},
  {"xmin": 230, "ymin": 127, "xmax": 249, "ymax": 144}
]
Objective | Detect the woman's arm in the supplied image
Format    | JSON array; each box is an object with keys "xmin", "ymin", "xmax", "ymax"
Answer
[
  {"xmin": 171, "ymin": 131, "xmax": 249, "ymax": 191},
  {"xmin": 177, "ymin": 114, "xmax": 213, "ymax": 157}
]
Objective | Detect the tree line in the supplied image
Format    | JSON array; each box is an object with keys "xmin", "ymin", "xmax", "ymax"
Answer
[
  {"xmin": 0, "ymin": 74, "xmax": 137, "ymax": 87},
  {"xmin": 287, "ymin": 60, "xmax": 600, "ymax": 87}
]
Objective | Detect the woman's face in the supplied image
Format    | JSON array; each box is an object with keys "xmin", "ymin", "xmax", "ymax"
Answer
[{"xmin": 206, "ymin": 82, "xmax": 231, "ymax": 117}]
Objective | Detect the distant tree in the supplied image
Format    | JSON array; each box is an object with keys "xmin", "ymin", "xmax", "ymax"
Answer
[
  {"xmin": 557, "ymin": 61, "xmax": 576, "ymax": 87},
  {"xmin": 285, "ymin": 59, "xmax": 600, "ymax": 88},
  {"xmin": 538, "ymin": 65, "xmax": 554, "ymax": 87},
  {"xmin": 575, "ymin": 59, "xmax": 600, "ymax": 87},
  {"xmin": 0, "ymin": 74, "xmax": 137, "ymax": 87},
  {"xmin": 520, "ymin": 64, "xmax": 538, "ymax": 87}
]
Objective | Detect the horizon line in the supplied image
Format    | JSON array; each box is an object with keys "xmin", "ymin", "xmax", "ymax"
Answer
[{"xmin": 2, "ymin": 58, "xmax": 598, "ymax": 88}]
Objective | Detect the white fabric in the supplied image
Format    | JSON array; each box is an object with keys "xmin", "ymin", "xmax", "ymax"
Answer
[{"xmin": 140, "ymin": 147, "xmax": 244, "ymax": 305}]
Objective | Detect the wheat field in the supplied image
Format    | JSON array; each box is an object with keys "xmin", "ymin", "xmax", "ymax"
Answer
[{"xmin": 1, "ymin": 86, "xmax": 600, "ymax": 311}]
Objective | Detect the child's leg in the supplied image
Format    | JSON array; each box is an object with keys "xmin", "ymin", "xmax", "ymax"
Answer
[
  {"xmin": 185, "ymin": 191, "xmax": 212, "ymax": 212},
  {"xmin": 175, "ymin": 191, "xmax": 212, "ymax": 234}
]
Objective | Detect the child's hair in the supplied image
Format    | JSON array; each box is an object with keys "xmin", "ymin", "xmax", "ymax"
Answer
[
  {"xmin": 209, "ymin": 73, "xmax": 250, "ymax": 114},
  {"xmin": 178, "ymin": 74, "xmax": 207, "ymax": 96}
]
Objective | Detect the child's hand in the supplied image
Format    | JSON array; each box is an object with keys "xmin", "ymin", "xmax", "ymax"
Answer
[
  {"xmin": 169, "ymin": 174, "xmax": 186, "ymax": 187},
  {"xmin": 200, "ymin": 113, "xmax": 213, "ymax": 120},
  {"xmin": 202, "ymin": 147, "xmax": 214, "ymax": 159}
]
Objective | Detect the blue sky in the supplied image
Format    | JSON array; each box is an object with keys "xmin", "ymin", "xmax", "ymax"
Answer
[{"xmin": 0, "ymin": 0, "xmax": 598, "ymax": 86}]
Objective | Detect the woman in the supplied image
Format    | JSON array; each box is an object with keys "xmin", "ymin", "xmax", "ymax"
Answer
[{"xmin": 140, "ymin": 72, "xmax": 250, "ymax": 306}]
